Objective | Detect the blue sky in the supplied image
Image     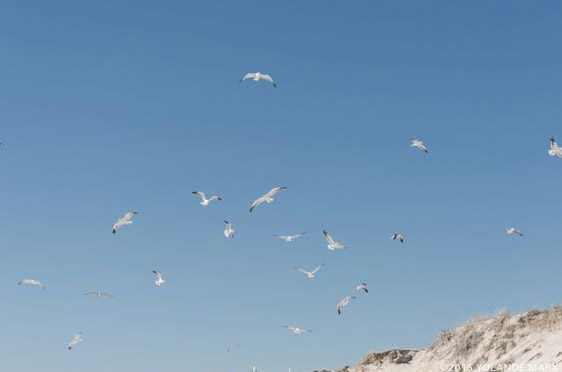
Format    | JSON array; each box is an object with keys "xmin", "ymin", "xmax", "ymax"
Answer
[{"xmin": 0, "ymin": 1, "xmax": 561, "ymax": 371}]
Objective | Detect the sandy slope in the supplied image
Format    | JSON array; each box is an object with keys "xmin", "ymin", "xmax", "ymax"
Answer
[{"xmin": 315, "ymin": 307, "xmax": 562, "ymax": 372}]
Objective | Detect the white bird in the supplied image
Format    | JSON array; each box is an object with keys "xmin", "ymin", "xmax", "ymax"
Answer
[
  {"xmin": 252, "ymin": 366, "xmax": 258, "ymax": 372},
  {"xmin": 337, "ymin": 295, "xmax": 356, "ymax": 315},
  {"xmin": 549, "ymin": 136, "xmax": 562, "ymax": 158},
  {"xmin": 239, "ymin": 72, "xmax": 277, "ymax": 88},
  {"xmin": 17, "ymin": 278, "xmax": 46, "ymax": 290},
  {"xmin": 356, "ymin": 282, "xmax": 369, "ymax": 293},
  {"xmin": 67, "ymin": 332, "xmax": 83, "ymax": 350},
  {"xmin": 224, "ymin": 220, "xmax": 235, "ymax": 238},
  {"xmin": 112, "ymin": 211, "xmax": 138, "ymax": 234},
  {"xmin": 192, "ymin": 191, "xmax": 222, "ymax": 207},
  {"xmin": 153, "ymin": 270, "xmax": 165, "ymax": 286},
  {"xmin": 275, "ymin": 232, "xmax": 306, "ymax": 242},
  {"xmin": 84, "ymin": 291, "xmax": 114, "ymax": 299},
  {"xmin": 506, "ymin": 227, "xmax": 523, "ymax": 237},
  {"xmin": 410, "ymin": 138, "xmax": 428, "ymax": 154},
  {"xmin": 323, "ymin": 230, "xmax": 346, "ymax": 251},
  {"xmin": 249, "ymin": 186, "xmax": 287, "ymax": 213},
  {"xmin": 294, "ymin": 264, "xmax": 324, "ymax": 279},
  {"xmin": 391, "ymin": 233, "xmax": 405, "ymax": 243},
  {"xmin": 284, "ymin": 325, "xmax": 312, "ymax": 334},
  {"xmin": 227, "ymin": 343, "xmax": 240, "ymax": 353}
]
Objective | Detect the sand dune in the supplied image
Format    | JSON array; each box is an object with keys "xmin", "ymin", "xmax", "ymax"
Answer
[{"xmin": 315, "ymin": 307, "xmax": 562, "ymax": 372}]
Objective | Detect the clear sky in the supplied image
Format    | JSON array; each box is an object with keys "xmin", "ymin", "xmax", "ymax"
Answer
[{"xmin": 0, "ymin": 1, "xmax": 561, "ymax": 371}]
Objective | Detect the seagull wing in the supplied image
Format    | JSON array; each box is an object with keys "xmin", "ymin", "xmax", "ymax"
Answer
[
  {"xmin": 239, "ymin": 73, "xmax": 256, "ymax": 83},
  {"xmin": 323, "ymin": 230, "xmax": 336, "ymax": 245},
  {"xmin": 294, "ymin": 267, "xmax": 309, "ymax": 275},
  {"xmin": 192, "ymin": 191, "xmax": 206, "ymax": 201},
  {"xmin": 311, "ymin": 265, "xmax": 324, "ymax": 274},
  {"xmin": 266, "ymin": 186, "xmax": 286, "ymax": 197},
  {"xmin": 153, "ymin": 270, "xmax": 163, "ymax": 281},
  {"xmin": 249, "ymin": 196, "xmax": 266, "ymax": 213},
  {"xmin": 260, "ymin": 74, "xmax": 277, "ymax": 87}
]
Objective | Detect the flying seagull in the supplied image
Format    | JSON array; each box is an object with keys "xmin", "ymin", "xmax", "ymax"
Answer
[
  {"xmin": 227, "ymin": 343, "xmax": 241, "ymax": 353},
  {"xmin": 337, "ymin": 295, "xmax": 356, "ymax": 315},
  {"xmin": 17, "ymin": 278, "xmax": 46, "ymax": 290},
  {"xmin": 294, "ymin": 264, "xmax": 324, "ymax": 279},
  {"xmin": 153, "ymin": 270, "xmax": 165, "ymax": 286},
  {"xmin": 192, "ymin": 191, "xmax": 222, "ymax": 207},
  {"xmin": 506, "ymin": 227, "xmax": 523, "ymax": 237},
  {"xmin": 84, "ymin": 291, "xmax": 114, "ymax": 299},
  {"xmin": 67, "ymin": 332, "xmax": 83, "ymax": 350},
  {"xmin": 549, "ymin": 136, "xmax": 562, "ymax": 158},
  {"xmin": 356, "ymin": 282, "xmax": 369, "ymax": 293},
  {"xmin": 112, "ymin": 211, "xmax": 138, "ymax": 234},
  {"xmin": 275, "ymin": 232, "xmax": 306, "ymax": 242},
  {"xmin": 323, "ymin": 230, "xmax": 346, "ymax": 251},
  {"xmin": 249, "ymin": 186, "xmax": 287, "ymax": 213},
  {"xmin": 410, "ymin": 138, "xmax": 428, "ymax": 154},
  {"xmin": 391, "ymin": 233, "xmax": 405, "ymax": 243},
  {"xmin": 239, "ymin": 72, "xmax": 277, "ymax": 88},
  {"xmin": 224, "ymin": 220, "xmax": 235, "ymax": 238},
  {"xmin": 252, "ymin": 366, "xmax": 258, "ymax": 372},
  {"xmin": 284, "ymin": 326, "xmax": 312, "ymax": 334}
]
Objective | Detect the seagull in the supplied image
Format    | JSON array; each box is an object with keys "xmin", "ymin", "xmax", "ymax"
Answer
[
  {"xmin": 410, "ymin": 138, "xmax": 428, "ymax": 154},
  {"xmin": 67, "ymin": 332, "xmax": 83, "ymax": 350},
  {"xmin": 252, "ymin": 366, "xmax": 258, "ymax": 372},
  {"xmin": 153, "ymin": 270, "xmax": 165, "ymax": 286},
  {"xmin": 549, "ymin": 136, "xmax": 562, "ymax": 158},
  {"xmin": 337, "ymin": 295, "xmax": 356, "ymax": 315},
  {"xmin": 192, "ymin": 191, "xmax": 222, "ymax": 207},
  {"xmin": 239, "ymin": 72, "xmax": 277, "ymax": 88},
  {"xmin": 323, "ymin": 230, "xmax": 346, "ymax": 250},
  {"xmin": 294, "ymin": 264, "xmax": 324, "ymax": 279},
  {"xmin": 249, "ymin": 186, "xmax": 287, "ymax": 213},
  {"xmin": 84, "ymin": 291, "xmax": 114, "ymax": 299},
  {"xmin": 391, "ymin": 233, "xmax": 405, "ymax": 243},
  {"xmin": 112, "ymin": 211, "xmax": 138, "ymax": 234},
  {"xmin": 227, "ymin": 343, "xmax": 240, "ymax": 353},
  {"xmin": 356, "ymin": 282, "xmax": 369, "ymax": 293},
  {"xmin": 224, "ymin": 220, "xmax": 235, "ymax": 238},
  {"xmin": 275, "ymin": 232, "xmax": 306, "ymax": 242},
  {"xmin": 17, "ymin": 278, "xmax": 46, "ymax": 290},
  {"xmin": 284, "ymin": 326, "xmax": 312, "ymax": 334},
  {"xmin": 506, "ymin": 227, "xmax": 523, "ymax": 237}
]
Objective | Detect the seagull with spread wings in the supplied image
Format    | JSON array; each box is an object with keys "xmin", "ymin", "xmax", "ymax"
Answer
[
  {"xmin": 249, "ymin": 187, "xmax": 287, "ymax": 213},
  {"xmin": 224, "ymin": 220, "xmax": 235, "ymax": 238},
  {"xmin": 153, "ymin": 270, "xmax": 165, "ymax": 286},
  {"xmin": 337, "ymin": 295, "xmax": 356, "ymax": 315},
  {"xmin": 17, "ymin": 278, "xmax": 46, "ymax": 290},
  {"xmin": 275, "ymin": 232, "xmax": 306, "ymax": 242},
  {"xmin": 284, "ymin": 326, "xmax": 312, "ymax": 335},
  {"xmin": 84, "ymin": 291, "xmax": 114, "ymax": 299},
  {"xmin": 192, "ymin": 191, "xmax": 222, "ymax": 207},
  {"xmin": 410, "ymin": 138, "xmax": 428, "ymax": 154},
  {"xmin": 506, "ymin": 227, "xmax": 523, "ymax": 237},
  {"xmin": 391, "ymin": 233, "xmax": 405, "ymax": 243},
  {"xmin": 294, "ymin": 264, "xmax": 324, "ymax": 279},
  {"xmin": 323, "ymin": 230, "xmax": 346, "ymax": 251},
  {"xmin": 67, "ymin": 332, "xmax": 83, "ymax": 350},
  {"xmin": 112, "ymin": 211, "xmax": 138, "ymax": 234},
  {"xmin": 239, "ymin": 72, "xmax": 277, "ymax": 88},
  {"xmin": 356, "ymin": 282, "xmax": 369, "ymax": 293}
]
